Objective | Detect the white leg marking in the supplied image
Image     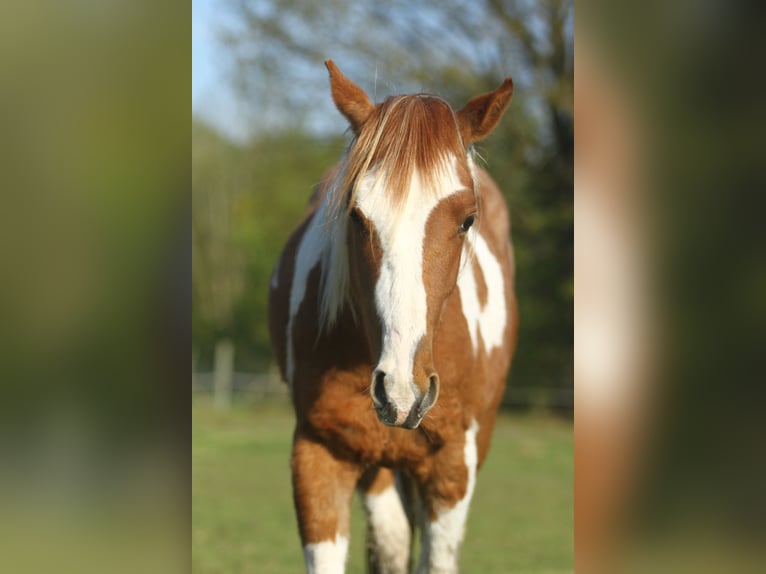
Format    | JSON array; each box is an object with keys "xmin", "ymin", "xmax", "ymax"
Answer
[
  {"xmin": 303, "ymin": 534, "xmax": 349, "ymax": 574},
  {"xmin": 457, "ymin": 232, "xmax": 507, "ymax": 354},
  {"xmin": 418, "ymin": 420, "xmax": 479, "ymax": 574},
  {"xmin": 364, "ymin": 485, "xmax": 411, "ymax": 574}
]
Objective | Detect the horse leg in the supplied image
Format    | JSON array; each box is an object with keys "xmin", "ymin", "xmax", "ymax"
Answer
[
  {"xmin": 416, "ymin": 420, "xmax": 480, "ymax": 574},
  {"xmin": 358, "ymin": 467, "xmax": 413, "ymax": 574},
  {"xmin": 292, "ymin": 432, "xmax": 361, "ymax": 574}
]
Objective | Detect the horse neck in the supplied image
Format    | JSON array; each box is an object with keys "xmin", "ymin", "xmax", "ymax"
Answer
[{"xmin": 316, "ymin": 177, "xmax": 354, "ymax": 334}]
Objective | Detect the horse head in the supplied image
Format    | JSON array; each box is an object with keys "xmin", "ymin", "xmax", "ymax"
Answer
[{"xmin": 325, "ymin": 60, "xmax": 513, "ymax": 428}]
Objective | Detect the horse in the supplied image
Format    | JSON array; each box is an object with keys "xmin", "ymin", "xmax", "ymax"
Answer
[{"xmin": 268, "ymin": 60, "xmax": 517, "ymax": 574}]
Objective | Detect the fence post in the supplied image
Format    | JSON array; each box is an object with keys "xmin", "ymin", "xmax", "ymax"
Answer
[{"xmin": 213, "ymin": 338, "xmax": 234, "ymax": 411}]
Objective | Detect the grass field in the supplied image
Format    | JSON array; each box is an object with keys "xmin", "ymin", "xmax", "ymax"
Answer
[{"xmin": 192, "ymin": 397, "xmax": 573, "ymax": 573}]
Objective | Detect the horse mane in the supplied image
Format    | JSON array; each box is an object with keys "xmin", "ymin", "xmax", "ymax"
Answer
[
  {"xmin": 333, "ymin": 94, "xmax": 466, "ymax": 215},
  {"xmin": 316, "ymin": 94, "xmax": 471, "ymax": 332}
]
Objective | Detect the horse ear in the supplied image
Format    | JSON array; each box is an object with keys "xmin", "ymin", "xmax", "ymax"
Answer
[
  {"xmin": 457, "ymin": 78, "xmax": 514, "ymax": 145},
  {"xmin": 325, "ymin": 60, "xmax": 374, "ymax": 134}
]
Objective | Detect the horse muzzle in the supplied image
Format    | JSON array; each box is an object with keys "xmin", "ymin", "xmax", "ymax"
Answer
[{"xmin": 370, "ymin": 369, "xmax": 440, "ymax": 429}]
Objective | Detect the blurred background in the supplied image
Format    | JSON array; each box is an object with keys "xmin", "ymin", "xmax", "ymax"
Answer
[
  {"xmin": 4, "ymin": 1, "xmax": 760, "ymax": 573},
  {"xmin": 0, "ymin": 2, "xmax": 188, "ymax": 573},
  {"xmin": 192, "ymin": 0, "xmax": 574, "ymax": 410}
]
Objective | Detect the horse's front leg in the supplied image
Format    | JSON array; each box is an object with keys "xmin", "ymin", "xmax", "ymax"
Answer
[
  {"xmin": 359, "ymin": 466, "xmax": 413, "ymax": 574},
  {"xmin": 417, "ymin": 420, "xmax": 480, "ymax": 574},
  {"xmin": 292, "ymin": 431, "xmax": 361, "ymax": 574}
]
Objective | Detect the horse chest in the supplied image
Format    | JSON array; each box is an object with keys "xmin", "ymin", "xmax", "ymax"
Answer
[{"xmin": 303, "ymin": 390, "xmax": 446, "ymax": 463}]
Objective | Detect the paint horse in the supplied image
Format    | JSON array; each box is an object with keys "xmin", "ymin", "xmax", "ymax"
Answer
[{"xmin": 268, "ymin": 61, "xmax": 517, "ymax": 574}]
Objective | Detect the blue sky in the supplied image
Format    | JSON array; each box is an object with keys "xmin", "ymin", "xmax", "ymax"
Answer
[
  {"xmin": 193, "ymin": 0, "xmax": 573, "ymax": 141},
  {"xmin": 192, "ymin": 0, "xmax": 248, "ymax": 140}
]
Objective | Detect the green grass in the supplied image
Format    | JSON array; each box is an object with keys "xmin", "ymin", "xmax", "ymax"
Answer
[{"xmin": 192, "ymin": 398, "xmax": 573, "ymax": 573}]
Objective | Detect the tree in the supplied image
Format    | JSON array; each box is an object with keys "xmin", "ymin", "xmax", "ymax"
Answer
[{"xmin": 192, "ymin": 119, "xmax": 246, "ymax": 347}]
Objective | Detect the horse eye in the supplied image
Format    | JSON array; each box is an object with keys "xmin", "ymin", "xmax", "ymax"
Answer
[{"xmin": 460, "ymin": 214, "xmax": 476, "ymax": 233}]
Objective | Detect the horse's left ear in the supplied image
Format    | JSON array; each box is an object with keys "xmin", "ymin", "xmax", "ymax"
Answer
[
  {"xmin": 457, "ymin": 78, "xmax": 514, "ymax": 145},
  {"xmin": 325, "ymin": 60, "xmax": 374, "ymax": 135}
]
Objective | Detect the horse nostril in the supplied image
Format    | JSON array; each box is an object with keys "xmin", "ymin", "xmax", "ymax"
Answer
[
  {"xmin": 419, "ymin": 373, "xmax": 440, "ymax": 415},
  {"xmin": 428, "ymin": 374, "xmax": 440, "ymax": 398},
  {"xmin": 372, "ymin": 370, "xmax": 388, "ymax": 406}
]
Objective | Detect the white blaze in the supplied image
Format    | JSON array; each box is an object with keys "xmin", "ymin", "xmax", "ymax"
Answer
[{"xmin": 356, "ymin": 159, "xmax": 464, "ymax": 403}]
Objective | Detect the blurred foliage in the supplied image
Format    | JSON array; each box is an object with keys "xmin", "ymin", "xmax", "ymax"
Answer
[
  {"xmin": 193, "ymin": 0, "xmax": 572, "ymax": 395},
  {"xmin": 193, "ymin": 122, "xmax": 345, "ymax": 371},
  {"xmin": 0, "ymin": 3, "xmax": 188, "ymax": 573}
]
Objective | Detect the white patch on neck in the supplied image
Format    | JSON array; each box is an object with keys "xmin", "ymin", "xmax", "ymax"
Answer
[
  {"xmin": 303, "ymin": 534, "xmax": 349, "ymax": 574},
  {"xmin": 456, "ymin": 230, "xmax": 507, "ymax": 354},
  {"xmin": 286, "ymin": 205, "xmax": 328, "ymax": 385},
  {"xmin": 417, "ymin": 420, "xmax": 479, "ymax": 574},
  {"xmin": 356, "ymin": 158, "xmax": 464, "ymax": 401},
  {"xmin": 363, "ymin": 484, "xmax": 411, "ymax": 573}
]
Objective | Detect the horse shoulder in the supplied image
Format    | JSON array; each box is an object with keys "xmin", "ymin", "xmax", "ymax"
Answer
[{"xmin": 268, "ymin": 192, "xmax": 325, "ymax": 383}]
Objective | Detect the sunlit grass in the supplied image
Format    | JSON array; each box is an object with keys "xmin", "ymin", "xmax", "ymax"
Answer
[{"xmin": 192, "ymin": 397, "xmax": 572, "ymax": 573}]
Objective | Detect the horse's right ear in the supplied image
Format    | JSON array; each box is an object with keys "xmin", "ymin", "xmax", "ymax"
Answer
[
  {"xmin": 457, "ymin": 77, "xmax": 514, "ymax": 145},
  {"xmin": 325, "ymin": 60, "xmax": 374, "ymax": 135}
]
